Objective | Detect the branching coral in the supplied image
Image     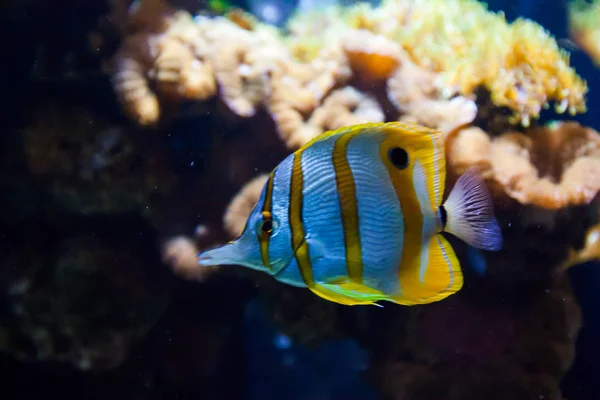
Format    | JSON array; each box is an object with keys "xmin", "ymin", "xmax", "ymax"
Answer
[
  {"xmin": 387, "ymin": 59, "xmax": 477, "ymax": 135},
  {"xmin": 110, "ymin": 0, "xmax": 585, "ymax": 138},
  {"xmin": 446, "ymin": 121, "xmax": 600, "ymax": 210},
  {"xmin": 568, "ymin": 0, "xmax": 600, "ymax": 67},
  {"xmin": 112, "ymin": 8, "xmax": 217, "ymax": 125},
  {"xmin": 267, "ymin": 44, "xmax": 352, "ymax": 149}
]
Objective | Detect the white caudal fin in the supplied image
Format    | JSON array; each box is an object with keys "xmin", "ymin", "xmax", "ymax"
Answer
[{"xmin": 442, "ymin": 167, "xmax": 503, "ymax": 251}]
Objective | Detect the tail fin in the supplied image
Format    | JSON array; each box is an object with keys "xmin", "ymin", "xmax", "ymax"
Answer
[{"xmin": 442, "ymin": 167, "xmax": 503, "ymax": 251}]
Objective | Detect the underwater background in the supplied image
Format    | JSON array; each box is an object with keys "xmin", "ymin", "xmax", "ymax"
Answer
[{"xmin": 2, "ymin": 0, "xmax": 600, "ymax": 399}]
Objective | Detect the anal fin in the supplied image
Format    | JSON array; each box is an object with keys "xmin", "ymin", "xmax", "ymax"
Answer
[
  {"xmin": 309, "ymin": 278, "xmax": 389, "ymax": 306},
  {"xmin": 419, "ymin": 234, "xmax": 464, "ymax": 304},
  {"xmin": 394, "ymin": 234, "xmax": 463, "ymax": 305}
]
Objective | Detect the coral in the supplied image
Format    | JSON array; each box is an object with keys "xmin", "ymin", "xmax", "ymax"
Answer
[
  {"xmin": 162, "ymin": 235, "xmax": 219, "ymax": 281},
  {"xmin": 111, "ymin": 9, "xmax": 217, "ymax": 125},
  {"xmin": 307, "ymin": 87, "xmax": 385, "ymax": 133},
  {"xmin": 267, "ymin": 44, "xmax": 352, "ymax": 149},
  {"xmin": 446, "ymin": 121, "xmax": 600, "ymax": 210},
  {"xmin": 568, "ymin": 0, "xmax": 600, "ymax": 67},
  {"xmin": 111, "ymin": 33, "xmax": 162, "ymax": 125},
  {"xmin": 271, "ymin": 86, "xmax": 385, "ymax": 149},
  {"xmin": 110, "ymin": 0, "xmax": 586, "ymax": 141},
  {"xmin": 387, "ymin": 59, "xmax": 477, "ymax": 135},
  {"xmin": 342, "ymin": 0, "xmax": 587, "ymax": 126}
]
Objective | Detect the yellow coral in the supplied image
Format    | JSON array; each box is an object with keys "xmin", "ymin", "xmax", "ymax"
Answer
[{"xmin": 345, "ymin": 0, "xmax": 587, "ymax": 125}]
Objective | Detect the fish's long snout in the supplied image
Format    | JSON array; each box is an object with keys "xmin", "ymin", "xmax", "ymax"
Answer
[{"xmin": 197, "ymin": 241, "xmax": 244, "ymax": 267}]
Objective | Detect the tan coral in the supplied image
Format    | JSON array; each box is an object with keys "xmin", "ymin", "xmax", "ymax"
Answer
[
  {"xmin": 268, "ymin": 44, "xmax": 352, "ymax": 149},
  {"xmin": 273, "ymin": 86, "xmax": 384, "ymax": 150},
  {"xmin": 223, "ymin": 174, "xmax": 269, "ymax": 239},
  {"xmin": 111, "ymin": 8, "xmax": 218, "ymax": 125},
  {"xmin": 112, "ymin": 33, "xmax": 161, "ymax": 125},
  {"xmin": 210, "ymin": 41, "xmax": 270, "ymax": 117},
  {"xmin": 444, "ymin": 126, "xmax": 493, "ymax": 177},
  {"xmin": 152, "ymin": 36, "xmax": 216, "ymax": 101},
  {"xmin": 194, "ymin": 15, "xmax": 290, "ymax": 118},
  {"xmin": 387, "ymin": 60, "xmax": 477, "ymax": 135},
  {"xmin": 446, "ymin": 122, "xmax": 600, "ymax": 210},
  {"xmin": 162, "ymin": 236, "xmax": 218, "ymax": 281},
  {"xmin": 305, "ymin": 87, "xmax": 385, "ymax": 135}
]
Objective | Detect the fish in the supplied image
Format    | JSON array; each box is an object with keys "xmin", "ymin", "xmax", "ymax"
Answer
[{"xmin": 198, "ymin": 121, "xmax": 503, "ymax": 306}]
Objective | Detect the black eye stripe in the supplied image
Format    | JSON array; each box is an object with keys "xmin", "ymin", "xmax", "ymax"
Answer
[{"xmin": 388, "ymin": 147, "xmax": 409, "ymax": 169}]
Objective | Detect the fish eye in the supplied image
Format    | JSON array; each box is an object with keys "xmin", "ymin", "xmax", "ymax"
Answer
[
  {"xmin": 258, "ymin": 211, "xmax": 275, "ymax": 236},
  {"xmin": 261, "ymin": 219, "xmax": 273, "ymax": 234},
  {"xmin": 388, "ymin": 147, "xmax": 409, "ymax": 169}
]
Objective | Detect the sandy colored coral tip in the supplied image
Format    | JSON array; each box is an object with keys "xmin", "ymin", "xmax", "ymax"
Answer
[
  {"xmin": 224, "ymin": 174, "xmax": 269, "ymax": 238},
  {"xmin": 162, "ymin": 236, "xmax": 217, "ymax": 281}
]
